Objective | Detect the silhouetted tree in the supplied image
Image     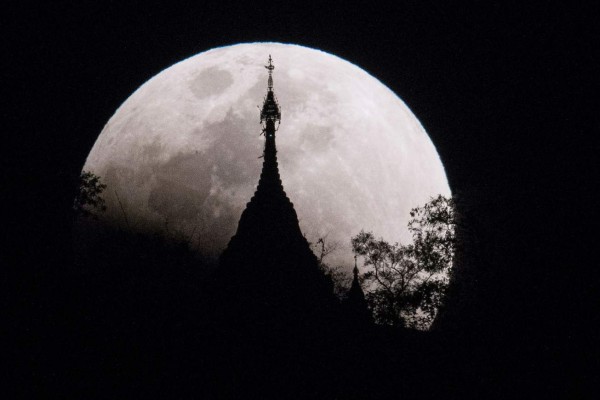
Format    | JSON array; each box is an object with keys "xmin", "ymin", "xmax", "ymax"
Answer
[
  {"xmin": 73, "ymin": 170, "xmax": 107, "ymax": 219},
  {"xmin": 352, "ymin": 194, "xmax": 456, "ymax": 329}
]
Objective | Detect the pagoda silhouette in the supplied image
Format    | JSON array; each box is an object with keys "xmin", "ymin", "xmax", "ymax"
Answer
[
  {"xmin": 342, "ymin": 256, "xmax": 372, "ymax": 326},
  {"xmin": 214, "ymin": 56, "xmax": 369, "ymax": 332}
]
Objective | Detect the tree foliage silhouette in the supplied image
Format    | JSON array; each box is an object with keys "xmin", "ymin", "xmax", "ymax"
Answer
[
  {"xmin": 352, "ymin": 194, "xmax": 456, "ymax": 329},
  {"xmin": 73, "ymin": 171, "xmax": 107, "ymax": 219}
]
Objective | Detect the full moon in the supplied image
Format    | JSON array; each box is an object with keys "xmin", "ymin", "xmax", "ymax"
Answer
[{"xmin": 84, "ymin": 43, "xmax": 450, "ymax": 268}]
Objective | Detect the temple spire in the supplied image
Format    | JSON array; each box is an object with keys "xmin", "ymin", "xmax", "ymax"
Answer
[
  {"xmin": 220, "ymin": 55, "xmax": 310, "ymax": 267},
  {"xmin": 344, "ymin": 254, "xmax": 372, "ymax": 325},
  {"xmin": 350, "ymin": 255, "xmax": 361, "ymax": 292},
  {"xmin": 217, "ymin": 56, "xmax": 335, "ymax": 324}
]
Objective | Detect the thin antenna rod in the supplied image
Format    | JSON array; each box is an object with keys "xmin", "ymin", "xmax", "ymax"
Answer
[
  {"xmin": 265, "ymin": 54, "xmax": 274, "ymax": 91},
  {"xmin": 114, "ymin": 190, "xmax": 130, "ymax": 230}
]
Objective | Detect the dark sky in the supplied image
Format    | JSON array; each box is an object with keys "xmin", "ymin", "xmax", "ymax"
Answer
[{"xmin": 5, "ymin": 0, "xmax": 599, "ymax": 391}]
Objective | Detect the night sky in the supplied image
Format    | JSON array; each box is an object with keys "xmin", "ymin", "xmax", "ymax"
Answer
[{"xmin": 5, "ymin": 1, "xmax": 598, "ymax": 397}]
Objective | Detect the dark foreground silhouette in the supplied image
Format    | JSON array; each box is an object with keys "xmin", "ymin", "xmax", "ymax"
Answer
[
  {"xmin": 6, "ymin": 223, "xmax": 559, "ymax": 399},
  {"xmin": 67, "ymin": 226, "xmax": 401, "ymax": 398}
]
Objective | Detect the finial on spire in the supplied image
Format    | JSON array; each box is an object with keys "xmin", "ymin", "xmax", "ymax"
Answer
[
  {"xmin": 353, "ymin": 255, "xmax": 359, "ymax": 278},
  {"xmin": 265, "ymin": 55, "xmax": 275, "ymax": 91},
  {"xmin": 260, "ymin": 55, "xmax": 281, "ymax": 125}
]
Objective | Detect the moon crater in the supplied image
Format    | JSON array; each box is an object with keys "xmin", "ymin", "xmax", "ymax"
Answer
[{"xmin": 189, "ymin": 67, "xmax": 234, "ymax": 99}]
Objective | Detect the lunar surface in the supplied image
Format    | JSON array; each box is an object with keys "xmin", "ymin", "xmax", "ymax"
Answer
[{"xmin": 84, "ymin": 43, "xmax": 450, "ymax": 268}]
